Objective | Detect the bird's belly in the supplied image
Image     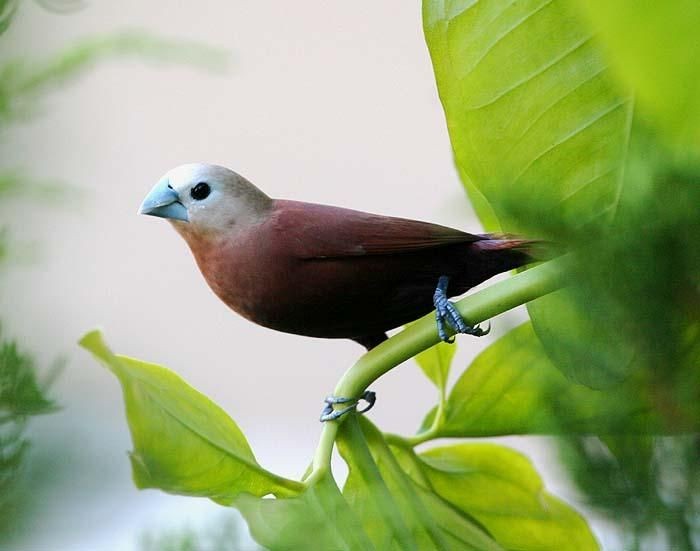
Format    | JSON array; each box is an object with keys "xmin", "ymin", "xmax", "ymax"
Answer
[{"xmin": 216, "ymin": 256, "xmax": 437, "ymax": 339}]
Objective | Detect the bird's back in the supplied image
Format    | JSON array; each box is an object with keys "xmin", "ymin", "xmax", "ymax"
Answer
[{"xmin": 189, "ymin": 199, "xmax": 535, "ymax": 343}]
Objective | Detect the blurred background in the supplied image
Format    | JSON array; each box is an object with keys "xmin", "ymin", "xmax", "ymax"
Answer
[{"xmin": 0, "ymin": 1, "xmax": 646, "ymax": 549}]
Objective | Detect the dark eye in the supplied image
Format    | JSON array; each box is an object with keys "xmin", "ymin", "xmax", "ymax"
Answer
[{"xmin": 190, "ymin": 182, "xmax": 211, "ymax": 201}]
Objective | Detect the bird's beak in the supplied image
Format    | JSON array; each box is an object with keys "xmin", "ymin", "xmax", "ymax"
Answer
[{"xmin": 139, "ymin": 179, "xmax": 189, "ymax": 222}]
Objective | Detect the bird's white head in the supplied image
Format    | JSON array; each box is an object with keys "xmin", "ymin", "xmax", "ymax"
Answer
[{"xmin": 139, "ymin": 163, "xmax": 272, "ymax": 236}]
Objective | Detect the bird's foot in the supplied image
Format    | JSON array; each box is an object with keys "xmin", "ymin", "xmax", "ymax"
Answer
[
  {"xmin": 319, "ymin": 390, "xmax": 376, "ymax": 422},
  {"xmin": 433, "ymin": 275, "xmax": 491, "ymax": 343}
]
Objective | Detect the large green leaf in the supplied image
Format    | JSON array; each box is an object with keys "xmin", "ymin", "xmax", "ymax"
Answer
[
  {"xmin": 422, "ymin": 323, "xmax": 668, "ymax": 436},
  {"xmin": 422, "ymin": 0, "xmax": 640, "ymax": 387},
  {"xmin": 574, "ymin": 1, "xmax": 700, "ymax": 151},
  {"xmin": 418, "ymin": 443, "xmax": 599, "ymax": 551},
  {"xmin": 234, "ymin": 474, "xmax": 374, "ymax": 551},
  {"xmin": 80, "ymin": 331, "xmax": 301, "ymax": 503},
  {"xmin": 338, "ymin": 417, "xmax": 504, "ymax": 551},
  {"xmin": 423, "ymin": 0, "xmax": 632, "ymax": 234}
]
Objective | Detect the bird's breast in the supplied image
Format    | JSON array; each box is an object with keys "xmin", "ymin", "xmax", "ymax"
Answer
[{"xmin": 185, "ymin": 230, "xmax": 298, "ymax": 326}]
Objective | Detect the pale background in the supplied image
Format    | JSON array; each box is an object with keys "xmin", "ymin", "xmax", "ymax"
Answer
[{"xmin": 1, "ymin": 1, "xmax": 614, "ymax": 550}]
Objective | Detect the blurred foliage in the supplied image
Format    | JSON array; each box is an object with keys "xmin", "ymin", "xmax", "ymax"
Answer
[
  {"xmin": 0, "ymin": 0, "xmax": 87, "ymax": 33},
  {"xmin": 574, "ymin": 1, "xmax": 700, "ymax": 151},
  {"xmin": 0, "ymin": 333, "xmax": 56, "ymax": 530},
  {"xmin": 0, "ymin": 30, "xmax": 226, "ymax": 126},
  {"xmin": 139, "ymin": 514, "xmax": 262, "ymax": 551},
  {"xmin": 560, "ymin": 436, "xmax": 700, "ymax": 550},
  {"xmin": 424, "ymin": 0, "xmax": 700, "ymax": 548},
  {"xmin": 0, "ymin": 2, "xmax": 228, "ymax": 547}
]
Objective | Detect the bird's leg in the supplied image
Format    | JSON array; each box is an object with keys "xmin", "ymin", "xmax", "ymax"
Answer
[
  {"xmin": 433, "ymin": 275, "xmax": 490, "ymax": 343},
  {"xmin": 319, "ymin": 390, "xmax": 376, "ymax": 422}
]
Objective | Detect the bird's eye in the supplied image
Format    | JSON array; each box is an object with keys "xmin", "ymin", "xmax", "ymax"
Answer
[{"xmin": 190, "ymin": 182, "xmax": 211, "ymax": 201}]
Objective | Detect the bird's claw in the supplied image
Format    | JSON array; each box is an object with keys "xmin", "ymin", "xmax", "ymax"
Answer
[
  {"xmin": 465, "ymin": 320, "xmax": 491, "ymax": 337},
  {"xmin": 319, "ymin": 390, "xmax": 376, "ymax": 422},
  {"xmin": 434, "ymin": 275, "xmax": 491, "ymax": 343}
]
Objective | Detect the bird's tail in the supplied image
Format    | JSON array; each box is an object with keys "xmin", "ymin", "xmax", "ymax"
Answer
[{"xmin": 473, "ymin": 233, "xmax": 556, "ymax": 269}]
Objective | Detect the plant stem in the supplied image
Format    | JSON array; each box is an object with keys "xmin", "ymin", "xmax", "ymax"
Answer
[
  {"xmin": 335, "ymin": 257, "xmax": 567, "ymax": 401},
  {"xmin": 269, "ymin": 470, "xmax": 306, "ymax": 496},
  {"xmin": 385, "ymin": 429, "xmax": 438, "ymax": 449},
  {"xmin": 306, "ymin": 257, "xmax": 569, "ymax": 484},
  {"xmin": 308, "ymin": 421, "xmax": 338, "ymax": 484}
]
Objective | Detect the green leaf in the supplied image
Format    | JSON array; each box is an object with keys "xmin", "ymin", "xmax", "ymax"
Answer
[
  {"xmin": 460, "ymin": 165, "xmax": 501, "ymax": 233},
  {"xmin": 79, "ymin": 330, "xmax": 302, "ymax": 503},
  {"xmin": 419, "ymin": 443, "xmax": 599, "ymax": 551},
  {"xmin": 427, "ymin": 323, "xmax": 667, "ymax": 436},
  {"xmin": 338, "ymin": 417, "xmax": 504, "ymax": 551},
  {"xmin": 574, "ymin": 1, "xmax": 700, "ymax": 151},
  {"xmin": 526, "ymin": 289, "xmax": 636, "ymax": 388},
  {"xmin": 422, "ymin": 2, "xmax": 669, "ymax": 388},
  {"xmin": 414, "ymin": 339, "xmax": 456, "ymax": 394},
  {"xmin": 423, "ymin": 0, "xmax": 632, "ymax": 235},
  {"xmin": 234, "ymin": 474, "xmax": 374, "ymax": 551}
]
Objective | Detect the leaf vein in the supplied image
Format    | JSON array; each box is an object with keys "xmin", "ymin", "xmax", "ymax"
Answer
[
  {"xmin": 462, "ymin": 0, "xmax": 553, "ymax": 81},
  {"xmin": 559, "ymin": 165, "xmax": 619, "ymax": 204},
  {"xmin": 508, "ymin": 65, "xmax": 609, "ymax": 155},
  {"xmin": 513, "ymin": 98, "xmax": 631, "ymax": 184},
  {"xmin": 466, "ymin": 33, "xmax": 592, "ymax": 111}
]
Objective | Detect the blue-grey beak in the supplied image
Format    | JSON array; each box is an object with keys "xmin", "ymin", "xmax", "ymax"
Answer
[{"xmin": 139, "ymin": 179, "xmax": 189, "ymax": 222}]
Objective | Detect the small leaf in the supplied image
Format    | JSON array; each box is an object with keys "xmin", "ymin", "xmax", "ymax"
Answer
[
  {"xmin": 414, "ymin": 339, "xmax": 456, "ymax": 394},
  {"xmin": 338, "ymin": 417, "xmax": 504, "ymax": 551},
  {"xmin": 234, "ymin": 474, "xmax": 374, "ymax": 551},
  {"xmin": 80, "ymin": 331, "xmax": 301, "ymax": 503},
  {"xmin": 428, "ymin": 323, "xmax": 665, "ymax": 436},
  {"xmin": 419, "ymin": 443, "xmax": 599, "ymax": 551}
]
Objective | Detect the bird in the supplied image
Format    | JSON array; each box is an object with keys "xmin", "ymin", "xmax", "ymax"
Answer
[{"xmin": 139, "ymin": 163, "xmax": 538, "ymax": 353}]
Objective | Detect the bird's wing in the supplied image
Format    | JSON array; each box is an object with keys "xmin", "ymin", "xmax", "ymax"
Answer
[{"xmin": 270, "ymin": 200, "xmax": 482, "ymax": 259}]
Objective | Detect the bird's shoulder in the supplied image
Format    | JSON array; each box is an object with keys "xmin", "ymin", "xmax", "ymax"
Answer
[{"xmin": 266, "ymin": 199, "xmax": 482, "ymax": 259}]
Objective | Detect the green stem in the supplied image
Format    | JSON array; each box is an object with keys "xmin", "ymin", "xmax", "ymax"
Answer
[
  {"xmin": 385, "ymin": 429, "xmax": 438, "ymax": 449},
  {"xmin": 269, "ymin": 470, "xmax": 306, "ymax": 496},
  {"xmin": 307, "ymin": 257, "xmax": 569, "ymax": 483},
  {"xmin": 308, "ymin": 421, "xmax": 338, "ymax": 484}
]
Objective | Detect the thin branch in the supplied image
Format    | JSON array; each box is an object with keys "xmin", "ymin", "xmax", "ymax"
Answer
[{"xmin": 306, "ymin": 257, "xmax": 570, "ymax": 482}]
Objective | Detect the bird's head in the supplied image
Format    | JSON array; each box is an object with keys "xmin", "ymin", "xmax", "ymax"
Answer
[{"xmin": 139, "ymin": 163, "xmax": 272, "ymax": 236}]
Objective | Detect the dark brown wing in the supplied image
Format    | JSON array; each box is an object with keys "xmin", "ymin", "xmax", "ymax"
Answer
[{"xmin": 270, "ymin": 199, "xmax": 483, "ymax": 259}]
